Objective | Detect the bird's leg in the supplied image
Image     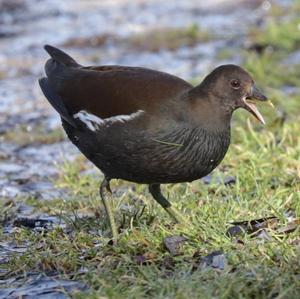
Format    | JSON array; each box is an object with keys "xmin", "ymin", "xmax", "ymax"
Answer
[
  {"xmin": 100, "ymin": 177, "xmax": 118, "ymax": 242},
  {"xmin": 149, "ymin": 184, "xmax": 186, "ymax": 223}
]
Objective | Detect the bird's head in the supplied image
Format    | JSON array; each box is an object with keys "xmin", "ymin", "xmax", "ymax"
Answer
[{"xmin": 199, "ymin": 64, "xmax": 268, "ymax": 124}]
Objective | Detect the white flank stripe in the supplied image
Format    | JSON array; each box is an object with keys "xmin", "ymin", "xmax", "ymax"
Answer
[{"xmin": 73, "ymin": 110, "xmax": 145, "ymax": 131}]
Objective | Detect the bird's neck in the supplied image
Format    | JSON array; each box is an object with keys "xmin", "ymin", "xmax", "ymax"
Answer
[{"xmin": 185, "ymin": 88, "xmax": 232, "ymax": 132}]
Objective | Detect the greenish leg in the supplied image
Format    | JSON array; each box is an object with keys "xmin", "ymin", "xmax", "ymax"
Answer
[
  {"xmin": 100, "ymin": 178, "xmax": 118, "ymax": 242},
  {"xmin": 149, "ymin": 184, "xmax": 186, "ymax": 223}
]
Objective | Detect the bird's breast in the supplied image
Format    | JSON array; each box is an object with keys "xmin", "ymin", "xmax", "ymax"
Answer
[
  {"xmin": 145, "ymin": 126, "xmax": 231, "ymax": 182},
  {"xmin": 97, "ymin": 125, "xmax": 231, "ymax": 183},
  {"xmin": 65, "ymin": 119, "xmax": 231, "ymax": 184}
]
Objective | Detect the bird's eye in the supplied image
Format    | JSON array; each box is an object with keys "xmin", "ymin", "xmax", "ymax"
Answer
[{"xmin": 230, "ymin": 79, "xmax": 240, "ymax": 89}]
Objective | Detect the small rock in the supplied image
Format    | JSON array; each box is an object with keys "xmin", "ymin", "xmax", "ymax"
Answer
[
  {"xmin": 256, "ymin": 229, "xmax": 272, "ymax": 241},
  {"xmin": 202, "ymin": 174, "xmax": 236, "ymax": 186},
  {"xmin": 134, "ymin": 255, "xmax": 147, "ymax": 265},
  {"xmin": 226, "ymin": 225, "xmax": 246, "ymax": 237},
  {"xmin": 226, "ymin": 216, "xmax": 278, "ymax": 237},
  {"xmin": 163, "ymin": 235, "xmax": 187, "ymax": 256},
  {"xmin": 198, "ymin": 250, "xmax": 227, "ymax": 270},
  {"xmin": 13, "ymin": 217, "xmax": 53, "ymax": 229}
]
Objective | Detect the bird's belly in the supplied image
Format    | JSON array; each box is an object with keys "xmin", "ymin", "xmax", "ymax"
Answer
[
  {"xmin": 92, "ymin": 140, "xmax": 228, "ymax": 184},
  {"xmin": 64, "ymin": 123, "xmax": 230, "ymax": 184},
  {"xmin": 91, "ymin": 153, "xmax": 219, "ymax": 184}
]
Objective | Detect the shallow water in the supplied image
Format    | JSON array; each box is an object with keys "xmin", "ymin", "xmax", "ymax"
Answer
[{"xmin": 0, "ymin": 273, "xmax": 87, "ymax": 299}]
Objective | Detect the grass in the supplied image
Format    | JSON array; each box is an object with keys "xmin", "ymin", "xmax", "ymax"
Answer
[
  {"xmin": 127, "ymin": 24, "xmax": 212, "ymax": 52},
  {"xmin": 1, "ymin": 124, "xmax": 65, "ymax": 146},
  {"xmin": 248, "ymin": 2, "xmax": 300, "ymax": 52},
  {"xmin": 62, "ymin": 24, "xmax": 211, "ymax": 53},
  {"xmin": 249, "ymin": 18, "xmax": 300, "ymax": 51},
  {"xmin": 1, "ymin": 129, "xmax": 300, "ymax": 298},
  {"xmin": 1, "ymin": 101, "xmax": 299, "ymax": 298},
  {"xmin": 243, "ymin": 51, "xmax": 300, "ymax": 88},
  {"xmin": 1, "ymin": 4, "xmax": 300, "ymax": 299}
]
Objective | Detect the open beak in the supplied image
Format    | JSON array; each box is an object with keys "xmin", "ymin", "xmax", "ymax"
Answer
[{"xmin": 242, "ymin": 85, "xmax": 268, "ymax": 124}]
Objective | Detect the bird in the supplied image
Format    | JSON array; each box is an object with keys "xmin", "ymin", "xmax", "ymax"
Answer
[{"xmin": 39, "ymin": 45, "xmax": 268, "ymax": 242}]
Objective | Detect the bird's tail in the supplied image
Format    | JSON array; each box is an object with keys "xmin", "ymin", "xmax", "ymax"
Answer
[
  {"xmin": 44, "ymin": 44, "xmax": 80, "ymax": 67},
  {"xmin": 39, "ymin": 45, "xmax": 79, "ymax": 127},
  {"xmin": 39, "ymin": 77, "xmax": 77, "ymax": 127}
]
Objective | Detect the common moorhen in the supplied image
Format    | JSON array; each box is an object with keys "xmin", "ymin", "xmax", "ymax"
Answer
[{"xmin": 39, "ymin": 45, "xmax": 268, "ymax": 241}]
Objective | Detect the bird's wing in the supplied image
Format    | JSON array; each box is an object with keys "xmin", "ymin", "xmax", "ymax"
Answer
[{"xmin": 39, "ymin": 46, "xmax": 192, "ymax": 127}]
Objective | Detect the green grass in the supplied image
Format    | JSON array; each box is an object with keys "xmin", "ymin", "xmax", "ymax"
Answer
[
  {"xmin": 1, "ymin": 124, "xmax": 65, "ymax": 145},
  {"xmin": 1, "ymin": 127, "xmax": 300, "ymax": 298},
  {"xmin": 127, "ymin": 24, "xmax": 212, "ymax": 52},
  {"xmin": 249, "ymin": 4, "xmax": 300, "ymax": 52},
  {"xmin": 62, "ymin": 23, "xmax": 211, "ymax": 53},
  {"xmin": 1, "ymin": 4, "xmax": 300, "ymax": 299},
  {"xmin": 249, "ymin": 18, "xmax": 300, "ymax": 51},
  {"xmin": 1, "ymin": 105, "xmax": 299, "ymax": 298}
]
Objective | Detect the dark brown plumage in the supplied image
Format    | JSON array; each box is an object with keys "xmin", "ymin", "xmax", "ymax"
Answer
[{"xmin": 39, "ymin": 45, "xmax": 268, "ymax": 241}]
